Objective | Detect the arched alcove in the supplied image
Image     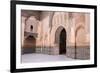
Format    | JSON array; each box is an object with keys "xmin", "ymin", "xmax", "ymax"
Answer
[
  {"xmin": 55, "ymin": 26, "xmax": 66, "ymax": 54},
  {"xmin": 75, "ymin": 25, "xmax": 85, "ymax": 46}
]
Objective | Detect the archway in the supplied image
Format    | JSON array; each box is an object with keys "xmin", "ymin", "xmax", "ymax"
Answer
[
  {"xmin": 75, "ymin": 25, "xmax": 85, "ymax": 46},
  {"xmin": 23, "ymin": 35, "xmax": 36, "ymax": 54},
  {"xmin": 59, "ymin": 29, "xmax": 66, "ymax": 54},
  {"xmin": 55, "ymin": 26, "xmax": 66, "ymax": 54}
]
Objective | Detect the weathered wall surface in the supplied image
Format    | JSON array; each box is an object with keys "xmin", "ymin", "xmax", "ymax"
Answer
[{"xmin": 21, "ymin": 10, "xmax": 90, "ymax": 59}]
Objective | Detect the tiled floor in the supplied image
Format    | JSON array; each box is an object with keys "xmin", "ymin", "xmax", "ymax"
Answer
[{"xmin": 22, "ymin": 53, "xmax": 74, "ymax": 63}]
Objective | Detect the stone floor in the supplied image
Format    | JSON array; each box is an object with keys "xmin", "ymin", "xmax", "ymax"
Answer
[{"xmin": 21, "ymin": 53, "xmax": 74, "ymax": 63}]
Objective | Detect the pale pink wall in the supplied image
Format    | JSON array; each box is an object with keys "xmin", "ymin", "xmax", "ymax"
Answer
[
  {"xmin": 21, "ymin": 16, "xmax": 26, "ymax": 47},
  {"xmin": 21, "ymin": 11, "xmax": 90, "ymax": 55}
]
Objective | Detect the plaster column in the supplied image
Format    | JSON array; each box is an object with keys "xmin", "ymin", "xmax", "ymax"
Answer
[{"xmin": 21, "ymin": 16, "xmax": 26, "ymax": 47}]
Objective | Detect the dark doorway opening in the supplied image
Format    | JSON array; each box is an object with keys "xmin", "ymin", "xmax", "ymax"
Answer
[
  {"xmin": 30, "ymin": 25, "xmax": 33, "ymax": 31},
  {"xmin": 23, "ymin": 35, "xmax": 36, "ymax": 54},
  {"xmin": 59, "ymin": 29, "xmax": 66, "ymax": 54}
]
